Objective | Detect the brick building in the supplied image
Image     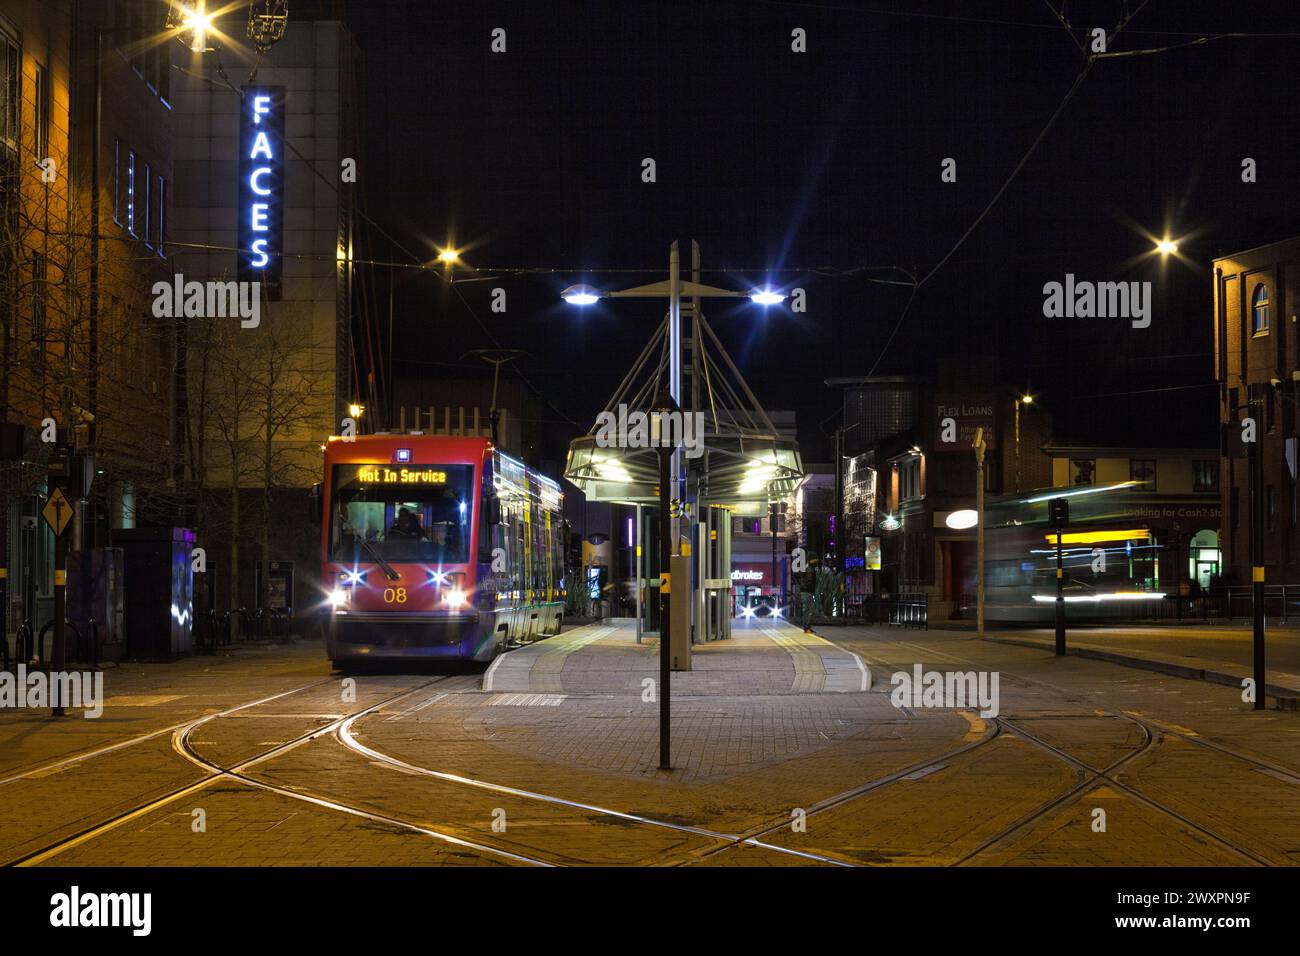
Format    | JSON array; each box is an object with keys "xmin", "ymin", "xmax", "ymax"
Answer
[
  {"xmin": 0, "ymin": 0, "xmax": 177, "ymax": 641},
  {"xmin": 1213, "ymin": 237, "xmax": 1300, "ymax": 585}
]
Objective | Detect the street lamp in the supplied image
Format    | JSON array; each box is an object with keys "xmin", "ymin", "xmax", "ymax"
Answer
[
  {"xmin": 437, "ymin": 248, "xmax": 460, "ymax": 265},
  {"xmin": 560, "ymin": 243, "xmax": 787, "ymax": 551},
  {"xmin": 166, "ymin": 1, "xmax": 217, "ymax": 53},
  {"xmin": 1014, "ymin": 392, "xmax": 1034, "ymax": 493},
  {"xmin": 560, "ymin": 284, "xmax": 600, "ymax": 306},
  {"xmin": 1155, "ymin": 238, "xmax": 1179, "ymax": 256}
]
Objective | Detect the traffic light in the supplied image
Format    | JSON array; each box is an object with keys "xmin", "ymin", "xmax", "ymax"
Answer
[{"xmin": 1048, "ymin": 497, "xmax": 1069, "ymax": 529}]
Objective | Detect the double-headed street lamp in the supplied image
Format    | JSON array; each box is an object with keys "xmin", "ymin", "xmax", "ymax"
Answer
[
  {"xmin": 561, "ymin": 241, "xmax": 784, "ymax": 551},
  {"xmin": 562, "ymin": 241, "xmax": 786, "ymax": 770}
]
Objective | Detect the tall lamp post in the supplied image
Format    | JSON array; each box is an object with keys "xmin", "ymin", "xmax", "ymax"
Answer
[
  {"xmin": 650, "ymin": 390, "xmax": 677, "ymax": 769},
  {"xmin": 562, "ymin": 245, "xmax": 787, "ymax": 767},
  {"xmin": 1014, "ymin": 392, "xmax": 1034, "ymax": 494}
]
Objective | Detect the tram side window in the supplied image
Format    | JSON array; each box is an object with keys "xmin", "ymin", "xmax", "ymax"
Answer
[
  {"xmin": 551, "ymin": 520, "xmax": 565, "ymax": 596},
  {"xmin": 514, "ymin": 506, "xmax": 527, "ymax": 597},
  {"xmin": 534, "ymin": 505, "xmax": 548, "ymax": 595}
]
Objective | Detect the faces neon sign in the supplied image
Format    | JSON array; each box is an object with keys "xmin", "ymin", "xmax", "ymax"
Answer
[{"xmin": 238, "ymin": 86, "xmax": 284, "ymax": 297}]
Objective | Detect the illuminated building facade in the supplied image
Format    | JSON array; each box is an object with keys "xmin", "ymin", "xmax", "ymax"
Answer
[
  {"xmin": 828, "ymin": 375, "xmax": 1054, "ymax": 618},
  {"xmin": 1213, "ymin": 237, "xmax": 1300, "ymax": 585},
  {"xmin": 170, "ymin": 11, "xmax": 362, "ymax": 610}
]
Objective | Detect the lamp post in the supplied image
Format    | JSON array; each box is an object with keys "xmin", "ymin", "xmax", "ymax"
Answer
[
  {"xmin": 1014, "ymin": 393, "xmax": 1033, "ymax": 494},
  {"xmin": 562, "ymin": 245, "xmax": 787, "ymax": 766},
  {"xmin": 650, "ymin": 390, "xmax": 677, "ymax": 769}
]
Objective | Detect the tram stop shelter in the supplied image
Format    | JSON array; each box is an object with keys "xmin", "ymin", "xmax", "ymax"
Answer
[{"xmin": 564, "ymin": 241, "xmax": 803, "ymax": 647}]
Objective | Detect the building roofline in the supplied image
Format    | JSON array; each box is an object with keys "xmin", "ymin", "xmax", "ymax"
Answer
[
  {"xmin": 823, "ymin": 375, "xmax": 920, "ymax": 388},
  {"xmin": 1212, "ymin": 234, "xmax": 1300, "ymax": 264}
]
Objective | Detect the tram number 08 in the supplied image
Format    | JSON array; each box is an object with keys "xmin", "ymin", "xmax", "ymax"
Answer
[{"xmin": 383, "ymin": 587, "xmax": 408, "ymax": 604}]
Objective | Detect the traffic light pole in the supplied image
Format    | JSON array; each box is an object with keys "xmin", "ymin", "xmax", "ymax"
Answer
[
  {"xmin": 1046, "ymin": 496, "xmax": 1069, "ymax": 656},
  {"xmin": 1055, "ymin": 528, "xmax": 1065, "ymax": 656}
]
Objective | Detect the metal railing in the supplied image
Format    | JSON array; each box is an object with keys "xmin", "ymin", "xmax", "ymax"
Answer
[{"xmin": 882, "ymin": 593, "xmax": 929, "ymax": 629}]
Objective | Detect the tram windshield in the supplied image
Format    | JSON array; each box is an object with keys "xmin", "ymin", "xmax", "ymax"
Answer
[{"xmin": 329, "ymin": 463, "xmax": 474, "ymax": 564}]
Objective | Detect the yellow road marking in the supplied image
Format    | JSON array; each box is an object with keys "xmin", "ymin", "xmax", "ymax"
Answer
[{"xmin": 959, "ymin": 710, "xmax": 986, "ymax": 740}]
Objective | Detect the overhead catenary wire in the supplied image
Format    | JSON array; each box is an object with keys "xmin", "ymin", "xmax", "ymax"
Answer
[{"xmin": 864, "ymin": 0, "xmax": 1155, "ymax": 377}]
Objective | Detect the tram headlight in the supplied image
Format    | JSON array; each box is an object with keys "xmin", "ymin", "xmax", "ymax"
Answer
[
  {"xmin": 445, "ymin": 588, "xmax": 468, "ymax": 609},
  {"xmin": 330, "ymin": 588, "xmax": 349, "ymax": 609},
  {"xmin": 740, "ymin": 605, "xmax": 754, "ymax": 618}
]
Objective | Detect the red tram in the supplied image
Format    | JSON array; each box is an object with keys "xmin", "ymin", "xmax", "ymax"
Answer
[{"xmin": 317, "ymin": 435, "xmax": 566, "ymax": 667}]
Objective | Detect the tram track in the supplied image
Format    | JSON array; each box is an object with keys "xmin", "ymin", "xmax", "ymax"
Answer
[
  {"xmin": 6, "ymin": 675, "xmax": 562, "ymax": 868},
  {"xmin": 333, "ymin": 709, "xmax": 860, "ymax": 866},
  {"xmin": 963, "ymin": 712, "xmax": 1269, "ymax": 866},
  {"xmin": 691, "ymin": 632, "xmax": 1289, "ymax": 866},
  {"xmin": 849, "ymin": 634, "xmax": 1285, "ymax": 866},
  {"xmin": 0, "ymin": 677, "xmax": 335, "ymax": 788},
  {"xmin": 9, "ymin": 628, "xmax": 1291, "ymax": 867}
]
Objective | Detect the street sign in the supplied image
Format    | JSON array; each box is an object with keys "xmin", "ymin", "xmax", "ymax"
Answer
[{"xmin": 41, "ymin": 487, "xmax": 74, "ymax": 537}]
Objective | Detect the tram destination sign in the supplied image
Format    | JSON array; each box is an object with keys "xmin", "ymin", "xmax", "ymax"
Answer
[{"xmin": 356, "ymin": 466, "xmax": 447, "ymax": 484}]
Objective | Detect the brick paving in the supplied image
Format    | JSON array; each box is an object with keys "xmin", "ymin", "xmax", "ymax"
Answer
[
  {"xmin": 485, "ymin": 618, "xmax": 869, "ymax": 697},
  {"xmin": 2, "ymin": 621, "xmax": 1297, "ymax": 866}
]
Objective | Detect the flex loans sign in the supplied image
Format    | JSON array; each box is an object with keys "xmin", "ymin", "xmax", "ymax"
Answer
[{"xmin": 238, "ymin": 86, "xmax": 285, "ymax": 297}]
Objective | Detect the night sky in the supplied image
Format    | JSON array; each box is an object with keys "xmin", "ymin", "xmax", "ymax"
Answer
[{"xmin": 347, "ymin": 0, "xmax": 1300, "ymax": 463}]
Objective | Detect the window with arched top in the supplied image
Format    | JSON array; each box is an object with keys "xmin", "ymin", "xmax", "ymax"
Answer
[{"xmin": 1252, "ymin": 283, "xmax": 1270, "ymax": 335}]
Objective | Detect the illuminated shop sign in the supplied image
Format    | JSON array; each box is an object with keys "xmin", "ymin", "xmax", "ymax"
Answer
[
  {"xmin": 238, "ymin": 86, "xmax": 285, "ymax": 297},
  {"xmin": 356, "ymin": 467, "xmax": 448, "ymax": 484}
]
